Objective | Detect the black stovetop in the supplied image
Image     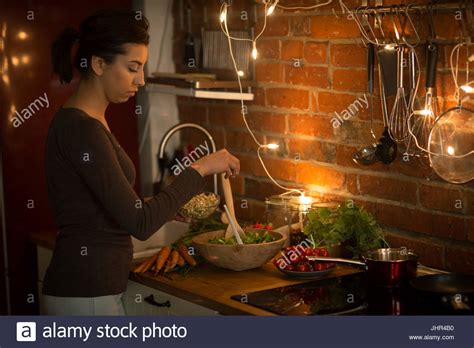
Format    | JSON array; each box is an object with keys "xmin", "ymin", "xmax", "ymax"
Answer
[{"xmin": 231, "ymin": 272, "xmax": 467, "ymax": 315}]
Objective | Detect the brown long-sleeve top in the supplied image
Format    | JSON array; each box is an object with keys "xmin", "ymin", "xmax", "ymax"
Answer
[{"xmin": 43, "ymin": 107, "xmax": 204, "ymax": 297}]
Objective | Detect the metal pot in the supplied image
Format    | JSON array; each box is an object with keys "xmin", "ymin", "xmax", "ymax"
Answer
[{"xmin": 308, "ymin": 248, "xmax": 419, "ymax": 287}]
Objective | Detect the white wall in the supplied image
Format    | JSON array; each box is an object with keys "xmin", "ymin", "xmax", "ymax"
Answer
[{"xmin": 134, "ymin": 0, "xmax": 181, "ymax": 197}]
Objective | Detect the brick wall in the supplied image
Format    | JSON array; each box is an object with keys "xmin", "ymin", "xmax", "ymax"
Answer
[{"xmin": 171, "ymin": 0, "xmax": 474, "ymax": 274}]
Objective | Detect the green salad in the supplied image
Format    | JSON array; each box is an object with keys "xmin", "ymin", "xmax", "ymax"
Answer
[{"xmin": 209, "ymin": 231, "xmax": 277, "ymax": 245}]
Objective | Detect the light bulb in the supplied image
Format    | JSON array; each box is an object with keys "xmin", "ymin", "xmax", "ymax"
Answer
[
  {"xmin": 299, "ymin": 195, "xmax": 313, "ymax": 205},
  {"xmin": 447, "ymin": 146, "xmax": 455, "ymax": 155},
  {"xmin": 11, "ymin": 56, "xmax": 19, "ymax": 66},
  {"xmin": 266, "ymin": 143, "xmax": 279, "ymax": 150},
  {"xmin": 220, "ymin": 7, "xmax": 227, "ymax": 23},
  {"xmin": 414, "ymin": 109, "xmax": 432, "ymax": 117},
  {"xmin": 251, "ymin": 42, "xmax": 258, "ymax": 60},
  {"xmin": 384, "ymin": 44, "xmax": 396, "ymax": 50},
  {"xmin": 237, "ymin": 70, "xmax": 244, "ymax": 76},
  {"xmin": 461, "ymin": 85, "xmax": 474, "ymax": 93},
  {"xmin": 267, "ymin": 0, "xmax": 278, "ymax": 16},
  {"xmin": 17, "ymin": 31, "xmax": 27, "ymax": 40}
]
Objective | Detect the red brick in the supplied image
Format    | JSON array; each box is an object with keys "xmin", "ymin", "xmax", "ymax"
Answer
[
  {"xmin": 295, "ymin": 162, "xmax": 346, "ymax": 189},
  {"xmin": 311, "ymin": 92, "xmax": 318, "ymax": 113},
  {"xmin": 230, "ymin": 175, "xmax": 245, "ymax": 196},
  {"xmin": 288, "ymin": 114, "xmax": 335, "ymax": 139},
  {"xmin": 375, "ymin": 204, "xmax": 432, "ymax": 236},
  {"xmin": 304, "ymin": 42, "xmax": 327, "ymax": 64},
  {"xmin": 281, "ymin": 40, "xmax": 304, "ymax": 60},
  {"xmin": 285, "ymin": 65, "xmax": 329, "ymax": 88},
  {"xmin": 359, "ymin": 175, "xmax": 418, "ymax": 204},
  {"xmin": 256, "ymin": 39, "xmax": 280, "ymax": 59},
  {"xmin": 239, "ymin": 154, "xmax": 297, "ymax": 182},
  {"xmin": 376, "ymin": 203, "xmax": 465, "ymax": 241},
  {"xmin": 333, "ymin": 69, "xmax": 366, "ymax": 92},
  {"xmin": 244, "ymin": 178, "xmax": 283, "ymax": 200},
  {"xmin": 385, "ymin": 233, "xmax": 445, "ymax": 270},
  {"xmin": 318, "ymin": 92, "xmax": 370, "ymax": 118},
  {"xmin": 331, "ymin": 44, "xmax": 366, "ymax": 67},
  {"xmin": 266, "ymin": 88, "xmax": 309, "ymax": 110},
  {"xmin": 387, "ymin": 154, "xmax": 435, "ymax": 180},
  {"xmin": 256, "ymin": 16, "xmax": 289, "ymax": 37},
  {"xmin": 468, "ymin": 218, "xmax": 474, "ymax": 242},
  {"xmin": 290, "ymin": 16, "xmax": 311, "ymax": 36},
  {"xmin": 433, "ymin": 14, "xmax": 460, "ymax": 40},
  {"xmin": 346, "ymin": 173, "xmax": 359, "ymax": 195},
  {"xmin": 255, "ymin": 62, "xmax": 284, "ymax": 83},
  {"xmin": 226, "ymin": 130, "xmax": 262, "ymax": 153},
  {"xmin": 253, "ymin": 88, "xmax": 265, "ymax": 106},
  {"xmin": 178, "ymin": 104, "xmax": 207, "ymax": 124},
  {"xmin": 419, "ymin": 183, "xmax": 465, "ymax": 214},
  {"xmin": 287, "ymin": 139, "xmax": 336, "ymax": 164},
  {"xmin": 208, "ymin": 106, "xmax": 244, "ymax": 128},
  {"xmin": 247, "ymin": 111, "xmax": 286, "ymax": 134},
  {"xmin": 445, "ymin": 245, "xmax": 474, "ymax": 275},
  {"xmin": 311, "ymin": 16, "xmax": 360, "ymax": 39},
  {"xmin": 465, "ymin": 190, "xmax": 474, "ymax": 215},
  {"xmin": 207, "ymin": 127, "xmax": 225, "ymax": 150},
  {"xmin": 431, "ymin": 214, "xmax": 466, "ymax": 241},
  {"xmin": 334, "ymin": 120, "xmax": 384, "ymax": 144}
]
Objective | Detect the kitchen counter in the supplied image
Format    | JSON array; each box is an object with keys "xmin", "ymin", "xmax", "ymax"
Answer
[
  {"xmin": 30, "ymin": 230, "xmax": 446, "ymax": 316},
  {"xmin": 129, "ymin": 259, "xmax": 362, "ymax": 315},
  {"xmin": 30, "ymin": 229, "xmax": 360, "ymax": 315}
]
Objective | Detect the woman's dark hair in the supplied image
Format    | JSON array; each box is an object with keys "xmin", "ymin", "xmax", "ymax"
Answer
[{"xmin": 51, "ymin": 9, "xmax": 149, "ymax": 84}]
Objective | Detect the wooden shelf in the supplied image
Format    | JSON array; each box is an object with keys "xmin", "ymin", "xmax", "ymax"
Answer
[{"xmin": 146, "ymin": 74, "xmax": 255, "ymax": 101}]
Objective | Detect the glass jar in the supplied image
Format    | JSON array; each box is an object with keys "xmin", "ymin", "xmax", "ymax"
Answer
[{"xmin": 265, "ymin": 194, "xmax": 321, "ymax": 246}]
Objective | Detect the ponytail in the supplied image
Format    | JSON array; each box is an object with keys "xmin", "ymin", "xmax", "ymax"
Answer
[
  {"xmin": 51, "ymin": 10, "xmax": 149, "ymax": 85},
  {"xmin": 51, "ymin": 27, "xmax": 80, "ymax": 84}
]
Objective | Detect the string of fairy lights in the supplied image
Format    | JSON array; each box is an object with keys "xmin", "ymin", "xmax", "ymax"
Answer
[{"xmin": 219, "ymin": 0, "xmax": 333, "ymax": 207}]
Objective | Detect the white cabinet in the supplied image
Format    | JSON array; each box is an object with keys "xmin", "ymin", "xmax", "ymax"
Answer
[{"xmin": 123, "ymin": 280, "xmax": 220, "ymax": 316}]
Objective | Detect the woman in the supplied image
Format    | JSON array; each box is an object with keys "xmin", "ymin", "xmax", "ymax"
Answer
[{"xmin": 43, "ymin": 9, "xmax": 240, "ymax": 315}]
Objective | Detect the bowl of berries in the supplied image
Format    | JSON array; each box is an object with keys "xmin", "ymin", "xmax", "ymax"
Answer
[{"xmin": 272, "ymin": 245, "xmax": 336, "ymax": 279}]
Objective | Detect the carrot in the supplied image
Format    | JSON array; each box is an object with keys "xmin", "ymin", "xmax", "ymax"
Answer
[
  {"xmin": 164, "ymin": 250, "xmax": 180, "ymax": 273},
  {"xmin": 133, "ymin": 259, "xmax": 148, "ymax": 273},
  {"xmin": 141, "ymin": 254, "xmax": 158, "ymax": 273},
  {"xmin": 133, "ymin": 254, "xmax": 156, "ymax": 273},
  {"xmin": 177, "ymin": 255, "xmax": 185, "ymax": 267},
  {"xmin": 177, "ymin": 243, "xmax": 197, "ymax": 266},
  {"xmin": 154, "ymin": 246, "xmax": 171, "ymax": 274}
]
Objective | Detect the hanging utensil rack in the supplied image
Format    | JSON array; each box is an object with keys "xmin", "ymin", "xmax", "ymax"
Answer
[{"xmin": 356, "ymin": 1, "xmax": 474, "ymax": 14}]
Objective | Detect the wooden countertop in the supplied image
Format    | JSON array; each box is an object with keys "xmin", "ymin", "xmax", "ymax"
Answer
[{"xmin": 129, "ymin": 261, "xmax": 362, "ymax": 316}]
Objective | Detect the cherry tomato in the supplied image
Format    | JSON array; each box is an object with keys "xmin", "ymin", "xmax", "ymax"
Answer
[
  {"xmin": 297, "ymin": 262, "xmax": 312, "ymax": 272},
  {"xmin": 286, "ymin": 264, "xmax": 295, "ymax": 271},
  {"xmin": 254, "ymin": 222, "xmax": 262, "ymax": 229},
  {"xmin": 319, "ymin": 248, "xmax": 329, "ymax": 257},
  {"xmin": 314, "ymin": 263, "xmax": 323, "ymax": 271},
  {"xmin": 264, "ymin": 224, "xmax": 273, "ymax": 230}
]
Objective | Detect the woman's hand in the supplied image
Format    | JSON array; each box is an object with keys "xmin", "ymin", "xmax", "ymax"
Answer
[{"xmin": 191, "ymin": 149, "xmax": 240, "ymax": 179}]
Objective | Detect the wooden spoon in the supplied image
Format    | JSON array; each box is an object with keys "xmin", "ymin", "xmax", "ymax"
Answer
[{"xmin": 221, "ymin": 173, "xmax": 245, "ymax": 239}]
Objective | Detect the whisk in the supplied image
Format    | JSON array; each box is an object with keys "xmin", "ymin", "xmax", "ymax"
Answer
[
  {"xmin": 389, "ymin": 45, "xmax": 410, "ymax": 143},
  {"xmin": 407, "ymin": 43, "xmax": 439, "ymax": 152}
]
